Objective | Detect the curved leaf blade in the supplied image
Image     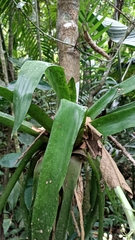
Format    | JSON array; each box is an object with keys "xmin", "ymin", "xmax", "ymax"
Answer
[
  {"xmin": 92, "ymin": 101, "xmax": 135, "ymax": 136},
  {"xmin": 12, "ymin": 60, "xmax": 53, "ymax": 135},
  {"xmin": 0, "ymin": 86, "xmax": 13, "ymax": 102},
  {"xmin": 45, "ymin": 66, "xmax": 70, "ymax": 101},
  {"xmin": 87, "ymin": 74, "xmax": 135, "ymax": 120},
  {"xmin": 29, "ymin": 104, "xmax": 53, "ymax": 132},
  {"xmin": 0, "ymin": 86, "xmax": 53, "ymax": 132},
  {"xmin": 87, "ymin": 88, "xmax": 117, "ymax": 120},
  {"xmin": 55, "ymin": 156, "xmax": 82, "ymax": 240},
  {"xmin": 0, "ymin": 153, "xmax": 21, "ymax": 168},
  {"xmin": 0, "ymin": 111, "xmax": 38, "ymax": 137},
  {"xmin": 32, "ymin": 99, "xmax": 86, "ymax": 240},
  {"xmin": 67, "ymin": 77, "xmax": 76, "ymax": 102}
]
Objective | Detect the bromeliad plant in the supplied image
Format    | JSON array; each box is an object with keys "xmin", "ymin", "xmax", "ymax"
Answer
[{"xmin": 0, "ymin": 60, "xmax": 135, "ymax": 240}]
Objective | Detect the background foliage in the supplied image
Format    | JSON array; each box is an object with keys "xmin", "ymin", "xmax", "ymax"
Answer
[{"xmin": 1, "ymin": 0, "xmax": 135, "ymax": 239}]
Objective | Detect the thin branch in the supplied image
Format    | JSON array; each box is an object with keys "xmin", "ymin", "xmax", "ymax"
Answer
[
  {"xmin": 34, "ymin": 0, "xmax": 42, "ymax": 60},
  {"xmin": 74, "ymin": 181, "xmax": 85, "ymax": 240},
  {"xmin": 87, "ymin": 15, "xmax": 135, "ymax": 106},
  {"xmin": 12, "ymin": 0, "xmax": 76, "ymax": 48},
  {"xmin": 87, "ymin": 60, "xmax": 112, "ymax": 106},
  {"xmin": 121, "ymin": 58, "xmax": 132, "ymax": 82},
  {"xmin": 14, "ymin": 129, "xmax": 45, "ymax": 165},
  {"xmin": 44, "ymin": 0, "xmax": 52, "ymax": 34},
  {"xmin": 105, "ymin": 0, "xmax": 133, "ymax": 24},
  {"xmin": 71, "ymin": 209, "xmax": 80, "ymax": 238},
  {"xmin": 116, "ymin": 23, "xmax": 135, "ymax": 50},
  {"xmin": 108, "ymin": 135, "xmax": 135, "ymax": 166},
  {"xmin": 0, "ymin": 33, "xmax": 9, "ymax": 85},
  {"xmin": 83, "ymin": 30, "xmax": 110, "ymax": 60}
]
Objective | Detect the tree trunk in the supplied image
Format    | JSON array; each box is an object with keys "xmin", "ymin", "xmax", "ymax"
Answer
[{"xmin": 56, "ymin": 0, "xmax": 80, "ymax": 84}]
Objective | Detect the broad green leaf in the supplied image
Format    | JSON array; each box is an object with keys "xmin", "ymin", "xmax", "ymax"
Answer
[
  {"xmin": 67, "ymin": 77, "xmax": 76, "ymax": 102},
  {"xmin": 7, "ymin": 80, "xmax": 51, "ymax": 91},
  {"xmin": 32, "ymin": 99, "xmax": 86, "ymax": 240},
  {"xmin": 87, "ymin": 75, "xmax": 135, "ymax": 120},
  {"xmin": 18, "ymin": 133, "xmax": 35, "ymax": 146},
  {"xmin": 0, "ymin": 153, "xmax": 21, "ymax": 168},
  {"xmin": 0, "ymin": 139, "xmax": 44, "ymax": 214},
  {"xmin": 92, "ymin": 101, "xmax": 135, "ymax": 136},
  {"xmin": 24, "ymin": 178, "xmax": 33, "ymax": 211},
  {"xmin": 37, "ymin": 80, "xmax": 51, "ymax": 91},
  {"xmin": 7, "ymin": 182, "xmax": 20, "ymax": 210},
  {"xmin": 0, "ymin": 111, "xmax": 38, "ymax": 137},
  {"xmin": 0, "ymin": 86, "xmax": 53, "ymax": 132},
  {"xmin": 45, "ymin": 65, "xmax": 70, "ymax": 101},
  {"xmin": 87, "ymin": 88, "xmax": 117, "ymax": 120},
  {"xmin": 3, "ymin": 219, "xmax": 12, "ymax": 234},
  {"xmin": 12, "ymin": 60, "xmax": 53, "ymax": 135},
  {"xmin": 0, "ymin": 86, "xmax": 13, "ymax": 102},
  {"xmin": 29, "ymin": 104, "xmax": 53, "ymax": 132},
  {"xmin": 55, "ymin": 156, "xmax": 82, "ymax": 240},
  {"xmin": 114, "ymin": 75, "xmax": 135, "ymax": 98}
]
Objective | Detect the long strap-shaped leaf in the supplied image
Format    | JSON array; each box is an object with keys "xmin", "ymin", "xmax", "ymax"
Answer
[
  {"xmin": 0, "ymin": 111, "xmax": 38, "ymax": 137},
  {"xmin": 92, "ymin": 101, "xmax": 135, "ymax": 136},
  {"xmin": 0, "ymin": 86, "xmax": 53, "ymax": 132},
  {"xmin": 55, "ymin": 156, "xmax": 82, "ymax": 240},
  {"xmin": 31, "ymin": 99, "xmax": 86, "ymax": 240},
  {"xmin": 12, "ymin": 61, "xmax": 53, "ymax": 135},
  {"xmin": 87, "ymin": 74, "xmax": 135, "ymax": 120}
]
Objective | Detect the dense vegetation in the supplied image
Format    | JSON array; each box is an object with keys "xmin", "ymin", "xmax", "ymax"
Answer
[{"xmin": 0, "ymin": 0, "xmax": 135, "ymax": 239}]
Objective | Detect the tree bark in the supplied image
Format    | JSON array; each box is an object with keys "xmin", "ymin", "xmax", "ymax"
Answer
[{"xmin": 56, "ymin": 0, "xmax": 80, "ymax": 84}]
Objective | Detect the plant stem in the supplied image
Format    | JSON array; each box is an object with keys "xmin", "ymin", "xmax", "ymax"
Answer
[
  {"xmin": 87, "ymin": 153, "xmax": 105, "ymax": 240},
  {"xmin": 98, "ymin": 183, "xmax": 105, "ymax": 240},
  {"xmin": 114, "ymin": 186, "xmax": 135, "ymax": 236},
  {"xmin": 0, "ymin": 138, "xmax": 43, "ymax": 214}
]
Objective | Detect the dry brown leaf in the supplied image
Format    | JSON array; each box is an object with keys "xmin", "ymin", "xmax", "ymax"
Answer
[
  {"xmin": 85, "ymin": 116, "xmax": 92, "ymax": 125},
  {"xmin": 76, "ymin": 175, "xmax": 84, "ymax": 205},
  {"xmin": 32, "ymin": 126, "xmax": 45, "ymax": 132},
  {"xmin": 73, "ymin": 149, "xmax": 87, "ymax": 158},
  {"xmin": 80, "ymin": 141, "xmax": 87, "ymax": 150},
  {"xmin": 100, "ymin": 144, "xmax": 133, "ymax": 198},
  {"xmin": 75, "ymin": 175, "xmax": 84, "ymax": 240},
  {"xmin": 84, "ymin": 121, "xmax": 132, "ymax": 197},
  {"xmin": 85, "ymin": 123, "xmax": 102, "ymax": 159}
]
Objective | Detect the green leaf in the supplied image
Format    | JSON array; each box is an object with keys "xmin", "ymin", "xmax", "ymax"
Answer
[
  {"xmin": 3, "ymin": 219, "xmax": 12, "ymax": 234},
  {"xmin": 87, "ymin": 88, "xmax": 117, "ymax": 120},
  {"xmin": 7, "ymin": 80, "xmax": 51, "ymax": 91},
  {"xmin": 0, "ymin": 111, "xmax": 38, "ymax": 137},
  {"xmin": 87, "ymin": 74, "xmax": 135, "ymax": 120},
  {"xmin": 89, "ymin": 14, "xmax": 107, "ymax": 35},
  {"xmin": 0, "ymin": 86, "xmax": 53, "ymax": 132},
  {"xmin": 24, "ymin": 178, "xmax": 33, "ymax": 211},
  {"xmin": 114, "ymin": 75, "xmax": 135, "ymax": 98},
  {"xmin": 92, "ymin": 101, "xmax": 135, "ymax": 136},
  {"xmin": 0, "ymin": 153, "xmax": 21, "ymax": 168},
  {"xmin": 32, "ymin": 99, "xmax": 86, "ymax": 240},
  {"xmin": 37, "ymin": 80, "xmax": 51, "ymax": 91},
  {"xmin": 28, "ymin": 103, "xmax": 53, "ymax": 132},
  {"xmin": 67, "ymin": 78, "xmax": 76, "ymax": 102},
  {"xmin": 0, "ymin": 86, "xmax": 13, "ymax": 102},
  {"xmin": 7, "ymin": 182, "xmax": 20, "ymax": 210},
  {"xmin": 12, "ymin": 60, "xmax": 53, "ymax": 135},
  {"xmin": 45, "ymin": 65, "xmax": 70, "ymax": 101},
  {"xmin": 0, "ymin": 139, "xmax": 44, "ymax": 214},
  {"xmin": 18, "ymin": 133, "xmax": 35, "ymax": 146},
  {"xmin": 55, "ymin": 156, "xmax": 82, "ymax": 240}
]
